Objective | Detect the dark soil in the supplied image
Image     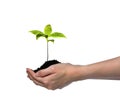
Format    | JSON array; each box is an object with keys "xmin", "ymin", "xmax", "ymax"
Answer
[{"xmin": 34, "ymin": 60, "xmax": 60, "ymax": 73}]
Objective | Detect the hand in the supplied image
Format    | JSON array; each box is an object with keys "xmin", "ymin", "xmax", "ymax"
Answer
[
  {"xmin": 26, "ymin": 63, "xmax": 85, "ymax": 90},
  {"xmin": 26, "ymin": 56, "xmax": 120, "ymax": 90}
]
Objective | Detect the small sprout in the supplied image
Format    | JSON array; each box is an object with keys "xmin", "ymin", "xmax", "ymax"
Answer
[{"xmin": 29, "ymin": 24, "xmax": 66, "ymax": 61}]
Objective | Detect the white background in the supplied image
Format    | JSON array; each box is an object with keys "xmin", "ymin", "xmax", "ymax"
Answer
[{"xmin": 0, "ymin": 0, "xmax": 120, "ymax": 99}]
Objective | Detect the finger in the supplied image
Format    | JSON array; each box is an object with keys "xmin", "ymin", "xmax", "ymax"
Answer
[
  {"xmin": 27, "ymin": 68, "xmax": 37, "ymax": 79},
  {"xmin": 32, "ymin": 79, "xmax": 44, "ymax": 86},
  {"xmin": 26, "ymin": 68, "xmax": 45, "ymax": 87},
  {"xmin": 36, "ymin": 66, "xmax": 55, "ymax": 77},
  {"xmin": 26, "ymin": 68, "xmax": 35, "ymax": 80},
  {"xmin": 27, "ymin": 74, "xmax": 34, "ymax": 80},
  {"xmin": 27, "ymin": 70, "xmax": 38, "ymax": 83},
  {"xmin": 27, "ymin": 68, "xmax": 44, "ymax": 84},
  {"xmin": 26, "ymin": 68, "xmax": 33, "ymax": 80},
  {"xmin": 27, "ymin": 71, "xmax": 44, "ymax": 87}
]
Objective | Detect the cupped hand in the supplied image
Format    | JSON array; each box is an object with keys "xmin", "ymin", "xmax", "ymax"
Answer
[{"xmin": 26, "ymin": 63, "xmax": 84, "ymax": 90}]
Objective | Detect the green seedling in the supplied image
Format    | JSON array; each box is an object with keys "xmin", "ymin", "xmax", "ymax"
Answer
[{"xmin": 29, "ymin": 24, "xmax": 66, "ymax": 61}]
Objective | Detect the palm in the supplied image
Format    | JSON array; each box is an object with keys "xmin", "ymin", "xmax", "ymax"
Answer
[{"xmin": 29, "ymin": 24, "xmax": 66, "ymax": 61}]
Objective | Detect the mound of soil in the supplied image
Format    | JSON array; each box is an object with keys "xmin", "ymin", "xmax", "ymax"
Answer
[{"xmin": 34, "ymin": 60, "xmax": 60, "ymax": 73}]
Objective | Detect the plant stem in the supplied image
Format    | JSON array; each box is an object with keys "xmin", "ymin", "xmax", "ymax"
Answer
[{"xmin": 46, "ymin": 38, "xmax": 49, "ymax": 61}]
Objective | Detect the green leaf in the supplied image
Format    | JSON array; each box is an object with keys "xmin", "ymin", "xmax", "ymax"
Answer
[
  {"xmin": 48, "ymin": 39, "xmax": 54, "ymax": 43},
  {"xmin": 29, "ymin": 30, "xmax": 43, "ymax": 35},
  {"xmin": 44, "ymin": 24, "xmax": 52, "ymax": 35},
  {"xmin": 36, "ymin": 34, "xmax": 46, "ymax": 40},
  {"xmin": 50, "ymin": 32, "xmax": 66, "ymax": 38}
]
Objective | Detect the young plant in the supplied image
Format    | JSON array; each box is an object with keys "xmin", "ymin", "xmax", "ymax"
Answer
[{"xmin": 29, "ymin": 24, "xmax": 66, "ymax": 61}]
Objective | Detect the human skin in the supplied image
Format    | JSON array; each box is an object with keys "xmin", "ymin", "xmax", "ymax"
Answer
[{"xmin": 26, "ymin": 56, "xmax": 120, "ymax": 90}]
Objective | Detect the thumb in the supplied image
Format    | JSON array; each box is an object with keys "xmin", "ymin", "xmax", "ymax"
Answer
[{"xmin": 35, "ymin": 66, "xmax": 55, "ymax": 77}]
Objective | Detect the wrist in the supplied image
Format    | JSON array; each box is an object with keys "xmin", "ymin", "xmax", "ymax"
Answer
[
  {"xmin": 73, "ymin": 64, "xmax": 99, "ymax": 80},
  {"xmin": 71, "ymin": 65, "xmax": 91, "ymax": 81}
]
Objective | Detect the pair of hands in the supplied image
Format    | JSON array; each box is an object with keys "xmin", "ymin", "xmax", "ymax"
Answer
[
  {"xmin": 26, "ymin": 57, "xmax": 120, "ymax": 90},
  {"xmin": 26, "ymin": 63, "xmax": 83, "ymax": 90}
]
